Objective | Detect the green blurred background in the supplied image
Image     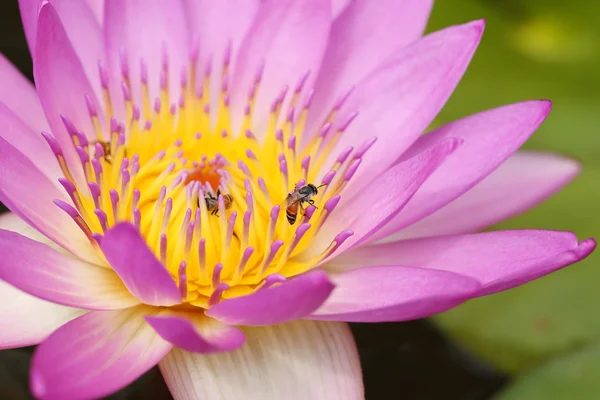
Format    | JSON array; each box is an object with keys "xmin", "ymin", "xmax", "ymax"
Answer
[{"xmin": 428, "ymin": 1, "xmax": 600, "ymax": 398}]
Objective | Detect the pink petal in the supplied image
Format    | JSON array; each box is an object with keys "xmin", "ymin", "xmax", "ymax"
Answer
[
  {"xmin": 34, "ymin": 3, "xmax": 104, "ymax": 187},
  {"xmin": 373, "ymin": 100, "xmax": 552, "ymax": 241},
  {"xmin": 0, "ymin": 137, "xmax": 101, "ymax": 265},
  {"xmin": 206, "ymin": 270, "xmax": 335, "ymax": 326},
  {"xmin": 21, "ymin": 0, "xmax": 104, "ymax": 71},
  {"xmin": 309, "ymin": 0, "xmax": 433, "ymax": 136},
  {"xmin": 338, "ymin": 231, "xmax": 595, "ymax": 296},
  {"xmin": 101, "ymin": 223, "xmax": 181, "ymax": 307},
  {"xmin": 0, "ymin": 101, "xmax": 62, "ymax": 183},
  {"xmin": 46, "ymin": 0, "xmax": 105, "ymax": 102},
  {"xmin": 396, "ymin": 151, "xmax": 580, "ymax": 239},
  {"xmin": 321, "ymin": 138, "xmax": 461, "ymax": 258},
  {"xmin": 310, "ymin": 266, "xmax": 480, "ymax": 322},
  {"xmin": 0, "ymin": 212, "xmax": 86, "ymax": 349},
  {"xmin": 18, "ymin": 0, "xmax": 41, "ymax": 55},
  {"xmin": 231, "ymin": 0, "xmax": 332, "ymax": 136},
  {"xmin": 318, "ymin": 20, "xmax": 484, "ymax": 194},
  {"xmin": 85, "ymin": 0, "xmax": 105, "ymax": 25},
  {"xmin": 183, "ymin": 0, "xmax": 259, "ymax": 124},
  {"xmin": 0, "ymin": 228, "xmax": 138, "ymax": 310},
  {"xmin": 30, "ymin": 306, "xmax": 172, "ymax": 399},
  {"xmin": 146, "ymin": 312, "xmax": 245, "ymax": 353},
  {"xmin": 160, "ymin": 320, "xmax": 363, "ymax": 400},
  {"xmin": 0, "ymin": 54, "xmax": 49, "ymax": 134},
  {"xmin": 332, "ymin": 0, "xmax": 352, "ymax": 18},
  {"xmin": 0, "ymin": 280, "xmax": 84, "ymax": 349},
  {"xmin": 104, "ymin": 0, "xmax": 190, "ymax": 106}
]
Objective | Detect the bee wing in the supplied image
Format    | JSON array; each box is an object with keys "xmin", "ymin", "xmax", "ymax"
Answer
[{"xmin": 281, "ymin": 193, "xmax": 296, "ymax": 207}]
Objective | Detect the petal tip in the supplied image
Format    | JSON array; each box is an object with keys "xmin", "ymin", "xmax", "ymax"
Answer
[{"xmin": 576, "ymin": 238, "xmax": 596, "ymax": 257}]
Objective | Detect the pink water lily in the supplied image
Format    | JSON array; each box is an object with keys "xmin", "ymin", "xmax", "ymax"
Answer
[{"xmin": 0, "ymin": 0, "xmax": 594, "ymax": 399}]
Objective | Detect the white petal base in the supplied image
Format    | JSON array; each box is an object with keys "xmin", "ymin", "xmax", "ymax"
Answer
[{"xmin": 160, "ymin": 320, "xmax": 364, "ymax": 400}]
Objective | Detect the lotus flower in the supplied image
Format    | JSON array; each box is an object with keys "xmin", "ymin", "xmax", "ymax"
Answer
[{"xmin": 0, "ymin": 0, "xmax": 594, "ymax": 399}]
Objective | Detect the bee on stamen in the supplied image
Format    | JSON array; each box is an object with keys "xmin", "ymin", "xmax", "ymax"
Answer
[
  {"xmin": 90, "ymin": 140, "xmax": 127, "ymax": 164},
  {"xmin": 284, "ymin": 183, "xmax": 325, "ymax": 225},
  {"xmin": 203, "ymin": 190, "xmax": 233, "ymax": 216}
]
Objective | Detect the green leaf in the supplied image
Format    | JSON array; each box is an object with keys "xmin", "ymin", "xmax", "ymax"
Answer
[
  {"xmin": 494, "ymin": 343, "xmax": 600, "ymax": 400},
  {"xmin": 425, "ymin": 0, "xmax": 600, "ymax": 373}
]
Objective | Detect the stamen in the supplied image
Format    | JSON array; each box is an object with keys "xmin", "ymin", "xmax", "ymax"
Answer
[
  {"xmin": 178, "ymin": 261, "xmax": 187, "ymax": 298},
  {"xmin": 208, "ymin": 282, "xmax": 229, "ymax": 306}
]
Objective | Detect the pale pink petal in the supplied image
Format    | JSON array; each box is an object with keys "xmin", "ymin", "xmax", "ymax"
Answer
[
  {"xmin": 44, "ymin": 0, "xmax": 106, "ymax": 102},
  {"xmin": 0, "ymin": 213, "xmax": 86, "ymax": 349},
  {"xmin": 317, "ymin": 20, "xmax": 484, "ymax": 193},
  {"xmin": 0, "ymin": 137, "xmax": 101, "ymax": 265},
  {"xmin": 30, "ymin": 306, "xmax": 172, "ymax": 399},
  {"xmin": 19, "ymin": 0, "xmax": 105, "ymax": 111},
  {"xmin": 160, "ymin": 320, "xmax": 363, "ymax": 400},
  {"xmin": 309, "ymin": 0, "xmax": 433, "ymax": 135},
  {"xmin": 311, "ymin": 266, "xmax": 479, "ymax": 322},
  {"xmin": 206, "ymin": 270, "xmax": 334, "ymax": 326},
  {"xmin": 231, "ymin": 0, "xmax": 332, "ymax": 136},
  {"xmin": 101, "ymin": 223, "xmax": 181, "ymax": 307},
  {"xmin": 373, "ymin": 100, "xmax": 552, "ymax": 241},
  {"xmin": 321, "ymin": 138, "xmax": 461, "ymax": 258},
  {"xmin": 0, "ymin": 53, "xmax": 49, "ymax": 134},
  {"xmin": 392, "ymin": 151, "xmax": 581, "ymax": 239},
  {"xmin": 183, "ymin": 0, "xmax": 259, "ymax": 124},
  {"xmin": 337, "ymin": 231, "xmax": 595, "ymax": 296},
  {"xmin": 34, "ymin": 3, "xmax": 104, "ymax": 187},
  {"xmin": 332, "ymin": 0, "xmax": 352, "ymax": 18},
  {"xmin": 104, "ymin": 0, "xmax": 190, "ymax": 106},
  {"xmin": 85, "ymin": 0, "xmax": 104, "ymax": 25},
  {"xmin": 18, "ymin": 0, "xmax": 43, "ymax": 55},
  {"xmin": 0, "ymin": 280, "xmax": 85, "ymax": 349},
  {"xmin": 0, "ymin": 228, "xmax": 138, "ymax": 310},
  {"xmin": 146, "ymin": 312, "xmax": 245, "ymax": 353},
  {"xmin": 0, "ymin": 101, "xmax": 62, "ymax": 183}
]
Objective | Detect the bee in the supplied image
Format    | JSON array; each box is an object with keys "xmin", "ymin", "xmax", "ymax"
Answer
[
  {"xmin": 204, "ymin": 190, "xmax": 234, "ymax": 216},
  {"xmin": 284, "ymin": 183, "xmax": 325, "ymax": 225},
  {"xmin": 91, "ymin": 140, "xmax": 114, "ymax": 164}
]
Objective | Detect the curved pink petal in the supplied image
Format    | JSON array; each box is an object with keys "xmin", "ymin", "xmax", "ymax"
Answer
[
  {"xmin": 0, "ymin": 137, "xmax": 101, "ymax": 265},
  {"xmin": 310, "ymin": 266, "xmax": 480, "ymax": 322},
  {"xmin": 231, "ymin": 0, "xmax": 332, "ymax": 136},
  {"xmin": 309, "ymin": 0, "xmax": 433, "ymax": 135},
  {"xmin": 160, "ymin": 320, "xmax": 363, "ymax": 400},
  {"xmin": 206, "ymin": 270, "xmax": 335, "ymax": 326},
  {"xmin": 0, "ymin": 228, "xmax": 138, "ymax": 310},
  {"xmin": 146, "ymin": 312, "xmax": 245, "ymax": 353},
  {"xmin": 101, "ymin": 223, "xmax": 181, "ymax": 307},
  {"xmin": 321, "ymin": 138, "xmax": 461, "ymax": 258},
  {"xmin": 183, "ymin": 0, "xmax": 259, "ymax": 124},
  {"xmin": 396, "ymin": 151, "xmax": 580, "ymax": 239},
  {"xmin": 0, "ymin": 280, "xmax": 84, "ymax": 349},
  {"xmin": 35, "ymin": 3, "xmax": 104, "ymax": 187},
  {"xmin": 0, "ymin": 213, "xmax": 85, "ymax": 349},
  {"xmin": 317, "ymin": 20, "xmax": 484, "ymax": 194},
  {"xmin": 0, "ymin": 54, "xmax": 49, "ymax": 134},
  {"xmin": 338, "ymin": 231, "xmax": 595, "ymax": 296},
  {"xmin": 104, "ymin": 0, "xmax": 190, "ymax": 107},
  {"xmin": 0, "ymin": 101, "xmax": 62, "ymax": 183},
  {"xmin": 30, "ymin": 306, "xmax": 172, "ymax": 400},
  {"xmin": 373, "ymin": 100, "xmax": 552, "ymax": 241}
]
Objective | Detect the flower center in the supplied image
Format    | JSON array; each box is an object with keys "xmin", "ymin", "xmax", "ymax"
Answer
[{"xmin": 44, "ymin": 42, "xmax": 375, "ymax": 308}]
